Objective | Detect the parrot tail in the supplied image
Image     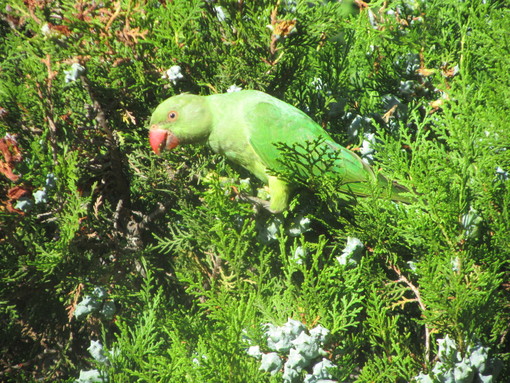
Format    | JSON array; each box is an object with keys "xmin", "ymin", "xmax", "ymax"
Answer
[{"xmin": 372, "ymin": 171, "xmax": 416, "ymax": 204}]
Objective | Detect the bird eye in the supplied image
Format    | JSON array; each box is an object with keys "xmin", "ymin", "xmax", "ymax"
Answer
[{"xmin": 167, "ymin": 111, "xmax": 178, "ymax": 121}]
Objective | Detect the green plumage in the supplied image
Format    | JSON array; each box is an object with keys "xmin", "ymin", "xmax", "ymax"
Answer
[{"xmin": 148, "ymin": 90, "xmax": 411, "ymax": 212}]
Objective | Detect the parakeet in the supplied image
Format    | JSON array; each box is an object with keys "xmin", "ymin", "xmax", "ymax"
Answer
[{"xmin": 148, "ymin": 90, "xmax": 411, "ymax": 212}]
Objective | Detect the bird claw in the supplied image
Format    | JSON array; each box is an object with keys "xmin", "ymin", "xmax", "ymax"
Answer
[{"xmin": 237, "ymin": 193, "xmax": 280, "ymax": 214}]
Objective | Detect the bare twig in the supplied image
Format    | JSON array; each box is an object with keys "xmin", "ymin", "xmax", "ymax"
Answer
[
  {"xmin": 113, "ymin": 198, "xmax": 125, "ymax": 232},
  {"xmin": 126, "ymin": 202, "xmax": 167, "ymax": 250},
  {"xmin": 389, "ymin": 262, "xmax": 431, "ymax": 362}
]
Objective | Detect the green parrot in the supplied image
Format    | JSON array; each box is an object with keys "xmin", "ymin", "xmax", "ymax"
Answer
[{"xmin": 148, "ymin": 90, "xmax": 411, "ymax": 212}]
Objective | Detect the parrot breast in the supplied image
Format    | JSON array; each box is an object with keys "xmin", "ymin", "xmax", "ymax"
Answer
[{"xmin": 149, "ymin": 128, "xmax": 179, "ymax": 154}]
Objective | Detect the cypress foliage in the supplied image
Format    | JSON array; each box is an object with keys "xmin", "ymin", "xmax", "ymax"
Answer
[{"xmin": 0, "ymin": 1, "xmax": 508, "ymax": 381}]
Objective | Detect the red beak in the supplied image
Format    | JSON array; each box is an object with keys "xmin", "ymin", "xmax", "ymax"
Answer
[{"xmin": 149, "ymin": 128, "xmax": 179, "ymax": 154}]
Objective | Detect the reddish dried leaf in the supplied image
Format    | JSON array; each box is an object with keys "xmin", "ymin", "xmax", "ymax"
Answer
[
  {"xmin": 116, "ymin": 26, "xmax": 148, "ymax": 46},
  {"xmin": 74, "ymin": 1, "xmax": 98, "ymax": 20},
  {"xmin": 355, "ymin": 0, "xmax": 369, "ymax": 10},
  {"xmin": 0, "ymin": 136, "xmax": 21, "ymax": 162},
  {"xmin": 417, "ymin": 68, "xmax": 436, "ymax": 76},
  {"xmin": 7, "ymin": 185, "xmax": 30, "ymax": 200},
  {"xmin": 0, "ymin": 136, "xmax": 22, "ymax": 182},
  {"xmin": 4, "ymin": 203, "xmax": 24, "ymax": 215},
  {"xmin": 48, "ymin": 22, "xmax": 72, "ymax": 36},
  {"xmin": 273, "ymin": 19, "xmax": 297, "ymax": 38},
  {"xmin": 441, "ymin": 64, "xmax": 459, "ymax": 78},
  {"xmin": 2, "ymin": 186, "xmax": 31, "ymax": 216},
  {"xmin": 0, "ymin": 163, "xmax": 19, "ymax": 182},
  {"xmin": 23, "ymin": 0, "xmax": 45, "ymax": 11},
  {"xmin": 67, "ymin": 283, "xmax": 84, "ymax": 322}
]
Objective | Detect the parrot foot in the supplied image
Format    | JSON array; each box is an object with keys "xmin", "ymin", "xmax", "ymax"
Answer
[{"xmin": 237, "ymin": 194, "xmax": 280, "ymax": 214}]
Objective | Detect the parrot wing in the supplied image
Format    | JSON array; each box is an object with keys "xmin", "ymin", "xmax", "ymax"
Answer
[{"xmin": 245, "ymin": 100, "xmax": 377, "ymax": 197}]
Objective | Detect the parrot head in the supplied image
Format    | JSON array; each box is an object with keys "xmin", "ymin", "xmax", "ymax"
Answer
[{"xmin": 148, "ymin": 94, "xmax": 212, "ymax": 154}]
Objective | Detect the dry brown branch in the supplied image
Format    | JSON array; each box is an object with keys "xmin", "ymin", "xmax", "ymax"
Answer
[{"xmin": 389, "ymin": 262, "xmax": 431, "ymax": 362}]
